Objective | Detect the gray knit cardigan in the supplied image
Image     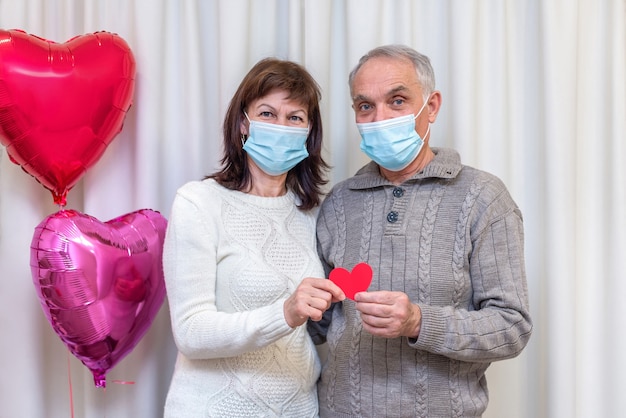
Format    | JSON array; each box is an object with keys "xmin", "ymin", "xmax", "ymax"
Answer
[{"xmin": 310, "ymin": 147, "xmax": 532, "ymax": 418}]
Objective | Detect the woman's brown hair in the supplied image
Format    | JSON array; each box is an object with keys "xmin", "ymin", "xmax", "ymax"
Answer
[{"xmin": 208, "ymin": 58, "xmax": 328, "ymax": 211}]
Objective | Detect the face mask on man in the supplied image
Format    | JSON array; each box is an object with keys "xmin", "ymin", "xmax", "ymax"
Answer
[
  {"xmin": 242, "ymin": 112, "xmax": 310, "ymax": 176},
  {"xmin": 356, "ymin": 98, "xmax": 430, "ymax": 171}
]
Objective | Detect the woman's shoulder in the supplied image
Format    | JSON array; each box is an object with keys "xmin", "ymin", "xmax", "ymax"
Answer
[
  {"xmin": 176, "ymin": 178, "xmax": 225, "ymax": 194},
  {"xmin": 173, "ymin": 178, "xmax": 230, "ymax": 206}
]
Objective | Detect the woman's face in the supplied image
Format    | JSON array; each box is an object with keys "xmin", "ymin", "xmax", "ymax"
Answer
[{"xmin": 240, "ymin": 89, "xmax": 309, "ymax": 135}]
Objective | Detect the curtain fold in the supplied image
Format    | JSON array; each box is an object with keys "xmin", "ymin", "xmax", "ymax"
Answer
[{"xmin": 0, "ymin": 0, "xmax": 624, "ymax": 417}]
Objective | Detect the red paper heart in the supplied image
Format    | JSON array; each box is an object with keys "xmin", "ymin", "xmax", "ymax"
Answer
[
  {"xmin": 30, "ymin": 209, "xmax": 166, "ymax": 387},
  {"xmin": 0, "ymin": 29, "xmax": 136, "ymax": 206},
  {"xmin": 329, "ymin": 262, "xmax": 373, "ymax": 300}
]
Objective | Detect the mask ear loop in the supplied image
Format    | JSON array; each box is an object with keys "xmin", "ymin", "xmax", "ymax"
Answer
[
  {"xmin": 241, "ymin": 111, "xmax": 250, "ymax": 145},
  {"xmin": 415, "ymin": 93, "xmax": 432, "ymax": 139},
  {"xmin": 415, "ymin": 94, "xmax": 431, "ymax": 119}
]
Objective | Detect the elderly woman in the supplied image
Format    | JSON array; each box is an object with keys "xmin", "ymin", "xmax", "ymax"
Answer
[{"xmin": 162, "ymin": 58, "xmax": 344, "ymax": 418}]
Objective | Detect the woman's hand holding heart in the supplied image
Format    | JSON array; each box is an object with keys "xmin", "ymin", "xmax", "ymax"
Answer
[{"xmin": 283, "ymin": 278, "xmax": 345, "ymax": 328}]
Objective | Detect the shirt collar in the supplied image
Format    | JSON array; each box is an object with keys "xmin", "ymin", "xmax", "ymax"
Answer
[{"xmin": 345, "ymin": 147, "xmax": 462, "ymax": 190}]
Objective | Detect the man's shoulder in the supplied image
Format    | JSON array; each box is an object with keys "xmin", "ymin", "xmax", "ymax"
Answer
[
  {"xmin": 457, "ymin": 164, "xmax": 509, "ymax": 193},
  {"xmin": 431, "ymin": 148, "xmax": 507, "ymax": 190}
]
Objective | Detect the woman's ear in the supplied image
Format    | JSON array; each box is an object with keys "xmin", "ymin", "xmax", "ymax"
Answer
[{"xmin": 240, "ymin": 117, "xmax": 249, "ymax": 136}]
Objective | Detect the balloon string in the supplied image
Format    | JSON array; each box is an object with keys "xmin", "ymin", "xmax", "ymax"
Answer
[
  {"xmin": 111, "ymin": 380, "xmax": 136, "ymax": 385},
  {"xmin": 101, "ymin": 380, "xmax": 135, "ymax": 418},
  {"xmin": 67, "ymin": 351, "xmax": 74, "ymax": 418}
]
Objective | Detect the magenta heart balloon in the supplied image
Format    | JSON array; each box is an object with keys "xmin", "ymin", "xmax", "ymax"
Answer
[{"xmin": 30, "ymin": 209, "xmax": 167, "ymax": 387}]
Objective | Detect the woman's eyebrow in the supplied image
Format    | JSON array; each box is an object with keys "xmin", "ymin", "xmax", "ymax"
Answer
[{"xmin": 253, "ymin": 103, "xmax": 278, "ymax": 112}]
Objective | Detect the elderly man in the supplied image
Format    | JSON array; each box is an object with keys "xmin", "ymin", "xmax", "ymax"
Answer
[{"xmin": 309, "ymin": 44, "xmax": 532, "ymax": 418}]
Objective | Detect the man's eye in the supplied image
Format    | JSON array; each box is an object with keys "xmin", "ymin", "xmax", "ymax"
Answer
[
  {"xmin": 392, "ymin": 98, "xmax": 405, "ymax": 106},
  {"xmin": 359, "ymin": 103, "xmax": 372, "ymax": 111}
]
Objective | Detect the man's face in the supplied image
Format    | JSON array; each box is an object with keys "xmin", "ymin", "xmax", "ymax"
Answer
[{"xmin": 351, "ymin": 56, "xmax": 428, "ymax": 128}]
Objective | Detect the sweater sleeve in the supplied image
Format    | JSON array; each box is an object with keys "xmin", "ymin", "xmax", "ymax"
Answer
[
  {"xmin": 162, "ymin": 184, "xmax": 293, "ymax": 360},
  {"xmin": 411, "ymin": 183, "xmax": 533, "ymax": 363},
  {"xmin": 306, "ymin": 192, "xmax": 341, "ymax": 345}
]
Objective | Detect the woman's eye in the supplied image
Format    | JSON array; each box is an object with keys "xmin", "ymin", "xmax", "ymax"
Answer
[
  {"xmin": 259, "ymin": 111, "xmax": 274, "ymax": 118},
  {"xmin": 289, "ymin": 115, "xmax": 305, "ymax": 122}
]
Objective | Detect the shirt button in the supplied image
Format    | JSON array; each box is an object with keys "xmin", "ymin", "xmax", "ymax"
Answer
[
  {"xmin": 393, "ymin": 187, "xmax": 404, "ymax": 198},
  {"xmin": 387, "ymin": 211, "xmax": 399, "ymax": 223}
]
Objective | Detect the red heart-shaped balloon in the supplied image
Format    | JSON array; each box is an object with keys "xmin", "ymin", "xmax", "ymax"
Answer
[
  {"xmin": 30, "ymin": 209, "xmax": 167, "ymax": 388},
  {"xmin": 0, "ymin": 29, "xmax": 136, "ymax": 206},
  {"xmin": 329, "ymin": 262, "xmax": 373, "ymax": 300}
]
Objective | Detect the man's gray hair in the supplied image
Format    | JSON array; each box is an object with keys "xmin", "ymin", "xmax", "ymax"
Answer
[{"xmin": 348, "ymin": 44, "xmax": 436, "ymax": 100}]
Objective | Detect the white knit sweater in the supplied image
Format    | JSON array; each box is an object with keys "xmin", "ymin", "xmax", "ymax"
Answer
[{"xmin": 163, "ymin": 179, "xmax": 324, "ymax": 417}]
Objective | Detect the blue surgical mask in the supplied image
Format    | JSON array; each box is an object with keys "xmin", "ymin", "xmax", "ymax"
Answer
[
  {"xmin": 356, "ymin": 99, "xmax": 430, "ymax": 171},
  {"xmin": 242, "ymin": 113, "xmax": 310, "ymax": 176}
]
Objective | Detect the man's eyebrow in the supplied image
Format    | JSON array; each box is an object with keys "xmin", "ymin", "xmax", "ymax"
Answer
[
  {"xmin": 388, "ymin": 85, "xmax": 409, "ymax": 96},
  {"xmin": 352, "ymin": 85, "xmax": 410, "ymax": 102},
  {"xmin": 352, "ymin": 94, "xmax": 369, "ymax": 102}
]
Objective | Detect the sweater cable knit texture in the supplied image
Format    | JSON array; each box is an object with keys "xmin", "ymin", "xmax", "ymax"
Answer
[
  {"xmin": 163, "ymin": 179, "xmax": 324, "ymax": 417},
  {"xmin": 312, "ymin": 148, "xmax": 532, "ymax": 418}
]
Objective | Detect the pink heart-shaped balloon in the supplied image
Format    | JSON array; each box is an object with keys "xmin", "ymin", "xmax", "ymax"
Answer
[
  {"xmin": 0, "ymin": 29, "xmax": 136, "ymax": 206},
  {"xmin": 30, "ymin": 209, "xmax": 167, "ymax": 387},
  {"xmin": 329, "ymin": 262, "xmax": 373, "ymax": 300}
]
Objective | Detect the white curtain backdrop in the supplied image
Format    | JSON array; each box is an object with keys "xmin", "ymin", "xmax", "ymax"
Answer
[{"xmin": 0, "ymin": 1, "xmax": 624, "ymax": 417}]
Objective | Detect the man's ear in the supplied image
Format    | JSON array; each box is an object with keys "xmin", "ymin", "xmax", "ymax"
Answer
[{"xmin": 427, "ymin": 90, "xmax": 442, "ymax": 123}]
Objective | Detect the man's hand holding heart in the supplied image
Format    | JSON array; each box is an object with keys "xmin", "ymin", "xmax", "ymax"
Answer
[{"xmin": 329, "ymin": 262, "xmax": 422, "ymax": 339}]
